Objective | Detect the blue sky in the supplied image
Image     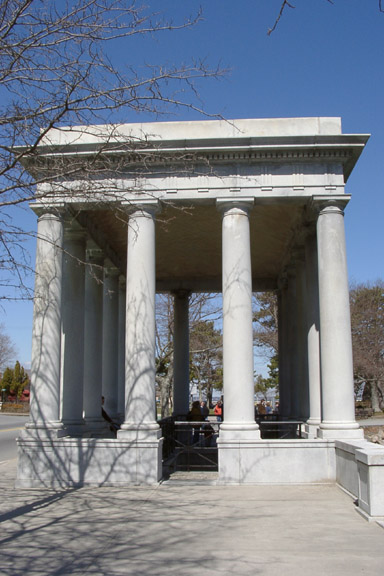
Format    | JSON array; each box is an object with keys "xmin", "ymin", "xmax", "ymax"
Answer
[{"xmin": 2, "ymin": 0, "xmax": 383, "ymax": 369}]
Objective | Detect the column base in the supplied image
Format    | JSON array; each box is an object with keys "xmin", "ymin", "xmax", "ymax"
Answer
[
  {"xmin": 118, "ymin": 423, "xmax": 161, "ymax": 442},
  {"xmin": 23, "ymin": 421, "xmax": 64, "ymax": 439},
  {"xmin": 218, "ymin": 422, "xmax": 261, "ymax": 442},
  {"xmin": 318, "ymin": 422, "xmax": 364, "ymax": 440},
  {"xmin": 61, "ymin": 420, "xmax": 86, "ymax": 437},
  {"xmin": 304, "ymin": 421, "xmax": 320, "ymax": 439}
]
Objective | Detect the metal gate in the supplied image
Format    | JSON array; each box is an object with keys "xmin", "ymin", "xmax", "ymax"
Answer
[{"xmin": 159, "ymin": 418, "xmax": 219, "ymax": 472}]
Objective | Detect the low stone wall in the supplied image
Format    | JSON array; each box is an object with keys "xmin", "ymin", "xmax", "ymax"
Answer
[
  {"xmin": 336, "ymin": 439, "xmax": 384, "ymax": 521},
  {"xmin": 16, "ymin": 433, "xmax": 163, "ymax": 488},
  {"xmin": 217, "ymin": 439, "xmax": 336, "ymax": 484}
]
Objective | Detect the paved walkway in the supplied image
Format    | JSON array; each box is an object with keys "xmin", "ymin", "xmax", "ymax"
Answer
[{"xmin": 0, "ymin": 458, "xmax": 383, "ymax": 575}]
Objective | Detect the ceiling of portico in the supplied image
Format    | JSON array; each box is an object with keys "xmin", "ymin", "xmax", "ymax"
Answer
[{"xmin": 83, "ymin": 200, "xmax": 305, "ymax": 292}]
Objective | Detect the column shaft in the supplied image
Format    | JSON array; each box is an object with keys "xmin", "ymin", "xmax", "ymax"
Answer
[
  {"xmin": 102, "ymin": 266, "xmax": 119, "ymax": 419},
  {"xmin": 287, "ymin": 270, "xmax": 299, "ymax": 418},
  {"xmin": 316, "ymin": 200, "xmax": 362, "ymax": 438},
  {"xmin": 61, "ymin": 227, "xmax": 86, "ymax": 430},
  {"xmin": 117, "ymin": 276, "xmax": 126, "ymax": 421},
  {"xmin": 120, "ymin": 205, "xmax": 159, "ymax": 437},
  {"xmin": 295, "ymin": 255, "xmax": 309, "ymax": 419},
  {"xmin": 83, "ymin": 247, "xmax": 104, "ymax": 427},
  {"xmin": 219, "ymin": 202, "xmax": 259, "ymax": 439},
  {"xmin": 28, "ymin": 212, "xmax": 63, "ymax": 430},
  {"xmin": 305, "ymin": 233, "xmax": 321, "ymax": 432}
]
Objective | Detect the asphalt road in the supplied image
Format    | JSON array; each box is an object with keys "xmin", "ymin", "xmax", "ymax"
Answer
[{"xmin": 0, "ymin": 414, "xmax": 29, "ymax": 462}]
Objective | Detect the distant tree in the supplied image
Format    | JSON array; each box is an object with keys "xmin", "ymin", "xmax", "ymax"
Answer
[
  {"xmin": 253, "ymin": 291, "xmax": 279, "ymax": 354},
  {"xmin": 1, "ymin": 366, "xmax": 13, "ymax": 395},
  {"xmin": 0, "ymin": 359, "xmax": 30, "ymax": 399},
  {"xmin": 350, "ymin": 281, "xmax": 384, "ymax": 413},
  {"xmin": 254, "ymin": 354, "xmax": 279, "ymax": 400},
  {"xmin": 155, "ymin": 293, "xmax": 222, "ymax": 418},
  {"xmin": 190, "ymin": 319, "xmax": 222, "ymax": 407},
  {"xmin": 155, "ymin": 293, "xmax": 175, "ymax": 418},
  {"xmin": 0, "ymin": 323, "xmax": 16, "ymax": 370}
]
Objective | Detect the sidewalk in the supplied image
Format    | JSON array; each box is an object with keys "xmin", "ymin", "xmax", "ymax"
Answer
[{"xmin": 0, "ymin": 458, "xmax": 383, "ymax": 576}]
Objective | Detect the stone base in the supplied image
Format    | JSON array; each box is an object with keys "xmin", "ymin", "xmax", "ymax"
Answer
[
  {"xmin": 217, "ymin": 439, "xmax": 336, "ymax": 484},
  {"xmin": 16, "ymin": 432, "xmax": 163, "ymax": 488},
  {"xmin": 317, "ymin": 424, "xmax": 364, "ymax": 440},
  {"xmin": 303, "ymin": 422, "xmax": 320, "ymax": 439},
  {"xmin": 336, "ymin": 439, "xmax": 384, "ymax": 522}
]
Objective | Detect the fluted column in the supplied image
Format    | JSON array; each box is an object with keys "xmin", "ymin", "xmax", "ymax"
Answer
[
  {"xmin": 83, "ymin": 245, "xmax": 104, "ymax": 429},
  {"xmin": 173, "ymin": 290, "xmax": 191, "ymax": 416},
  {"xmin": 119, "ymin": 202, "xmax": 160, "ymax": 440},
  {"xmin": 218, "ymin": 200, "xmax": 259, "ymax": 440},
  {"xmin": 305, "ymin": 232, "xmax": 321, "ymax": 436},
  {"xmin": 60, "ymin": 224, "xmax": 86, "ymax": 432},
  {"xmin": 314, "ymin": 197, "xmax": 362, "ymax": 439},
  {"xmin": 27, "ymin": 210, "xmax": 64, "ymax": 433},
  {"xmin": 102, "ymin": 264, "xmax": 120, "ymax": 420}
]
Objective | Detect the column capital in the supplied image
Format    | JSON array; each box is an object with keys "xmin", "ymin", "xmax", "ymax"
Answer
[
  {"xmin": 122, "ymin": 199, "xmax": 161, "ymax": 217},
  {"xmin": 310, "ymin": 194, "xmax": 351, "ymax": 217},
  {"xmin": 30, "ymin": 202, "xmax": 66, "ymax": 219},
  {"xmin": 86, "ymin": 241, "xmax": 104, "ymax": 265},
  {"xmin": 63, "ymin": 219, "xmax": 87, "ymax": 242},
  {"xmin": 103, "ymin": 260, "xmax": 120, "ymax": 278},
  {"xmin": 216, "ymin": 197, "xmax": 254, "ymax": 216},
  {"xmin": 118, "ymin": 275, "xmax": 126, "ymax": 290}
]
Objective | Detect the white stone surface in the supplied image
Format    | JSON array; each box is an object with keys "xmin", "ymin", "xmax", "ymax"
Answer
[
  {"xmin": 83, "ymin": 247, "xmax": 104, "ymax": 428},
  {"xmin": 102, "ymin": 266, "xmax": 119, "ymax": 418},
  {"xmin": 219, "ymin": 201, "xmax": 259, "ymax": 440},
  {"xmin": 218, "ymin": 440, "xmax": 335, "ymax": 484},
  {"xmin": 316, "ymin": 199, "xmax": 362, "ymax": 439},
  {"xmin": 120, "ymin": 205, "xmax": 159, "ymax": 435},
  {"xmin": 40, "ymin": 117, "xmax": 343, "ymax": 147},
  {"xmin": 356, "ymin": 444, "xmax": 384, "ymax": 518},
  {"xmin": 16, "ymin": 435, "xmax": 163, "ymax": 487},
  {"xmin": 305, "ymin": 233, "xmax": 321, "ymax": 429},
  {"xmin": 28, "ymin": 212, "xmax": 63, "ymax": 430},
  {"xmin": 60, "ymin": 227, "xmax": 86, "ymax": 431}
]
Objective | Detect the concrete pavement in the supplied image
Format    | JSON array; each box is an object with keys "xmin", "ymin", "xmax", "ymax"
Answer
[{"xmin": 0, "ymin": 458, "xmax": 383, "ymax": 575}]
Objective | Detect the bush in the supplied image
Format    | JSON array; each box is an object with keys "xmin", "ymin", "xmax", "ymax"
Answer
[{"xmin": 0, "ymin": 402, "xmax": 29, "ymax": 414}]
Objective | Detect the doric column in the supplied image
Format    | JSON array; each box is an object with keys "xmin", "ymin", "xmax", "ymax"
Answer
[
  {"xmin": 295, "ymin": 252, "xmax": 309, "ymax": 420},
  {"xmin": 305, "ymin": 232, "xmax": 321, "ymax": 436},
  {"xmin": 27, "ymin": 209, "xmax": 64, "ymax": 433},
  {"xmin": 117, "ymin": 275, "xmax": 126, "ymax": 421},
  {"xmin": 217, "ymin": 200, "xmax": 260, "ymax": 440},
  {"xmin": 314, "ymin": 197, "xmax": 362, "ymax": 439},
  {"xmin": 60, "ymin": 223, "xmax": 86, "ymax": 432},
  {"xmin": 102, "ymin": 263, "xmax": 120, "ymax": 420},
  {"xmin": 173, "ymin": 290, "xmax": 190, "ymax": 416},
  {"xmin": 83, "ymin": 244, "xmax": 104, "ymax": 430},
  {"xmin": 277, "ymin": 278, "xmax": 290, "ymax": 418},
  {"xmin": 119, "ymin": 202, "xmax": 160, "ymax": 439}
]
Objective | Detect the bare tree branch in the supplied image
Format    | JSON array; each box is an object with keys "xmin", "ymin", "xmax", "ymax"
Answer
[
  {"xmin": 0, "ymin": 1, "xmax": 225, "ymax": 300},
  {"xmin": 268, "ymin": 0, "xmax": 295, "ymax": 35}
]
